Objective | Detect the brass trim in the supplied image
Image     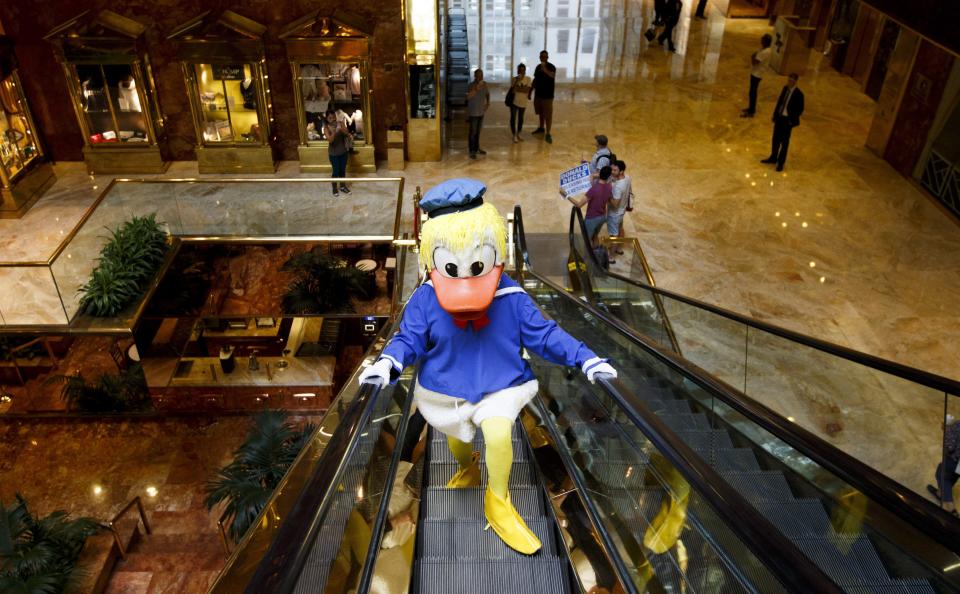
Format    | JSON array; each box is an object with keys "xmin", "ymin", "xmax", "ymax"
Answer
[
  {"xmin": 104, "ymin": 495, "xmax": 152, "ymax": 561},
  {"xmin": 604, "ymin": 235, "xmax": 681, "ymax": 354}
]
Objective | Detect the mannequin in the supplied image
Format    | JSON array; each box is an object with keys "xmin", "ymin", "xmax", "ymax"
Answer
[
  {"xmin": 241, "ymin": 78, "xmax": 256, "ymax": 110},
  {"xmin": 117, "ymin": 76, "xmax": 142, "ymax": 112},
  {"xmin": 351, "ymin": 109, "xmax": 364, "ymax": 139},
  {"xmin": 346, "ymin": 65, "xmax": 361, "ymax": 96},
  {"xmin": 81, "ymin": 79, "xmax": 108, "ymax": 112}
]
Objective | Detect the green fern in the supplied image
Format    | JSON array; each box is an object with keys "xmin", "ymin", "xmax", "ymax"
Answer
[
  {"xmin": 43, "ymin": 364, "xmax": 151, "ymax": 413},
  {"xmin": 0, "ymin": 496, "xmax": 101, "ymax": 593},
  {"xmin": 78, "ymin": 214, "xmax": 169, "ymax": 317},
  {"xmin": 280, "ymin": 247, "xmax": 369, "ymax": 314},
  {"xmin": 205, "ymin": 411, "xmax": 316, "ymax": 541}
]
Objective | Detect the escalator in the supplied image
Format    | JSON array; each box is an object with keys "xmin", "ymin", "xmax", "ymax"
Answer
[
  {"xmin": 530, "ymin": 207, "xmax": 960, "ymax": 592},
  {"xmin": 208, "ymin": 210, "xmax": 959, "ymax": 594},
  {"xmin": 412, "ymin": 425, "xmax": 571, "ymax": 593}
]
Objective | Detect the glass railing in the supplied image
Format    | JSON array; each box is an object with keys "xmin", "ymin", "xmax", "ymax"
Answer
[
  {"xmin": 0, "ymin": 177, "xmax": 405, "ymax": 328},
  {"xmin": 569, "ymin": 206, "xmax": 960, "ymax": 512},
  {"xmin": 523, "ymin": 230, "xmax": 960, "ymax": 591},
  {"xmin": 529, "ymin": 363, "xmax": 796, "ymax": 593},
  {"xmin": 208, "ymin": 319, "xmax": 406, "ymax": 592}
]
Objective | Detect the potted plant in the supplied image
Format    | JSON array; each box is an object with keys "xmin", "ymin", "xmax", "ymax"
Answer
[
  {"xmin": 205, "ymin": 411, "xmax": 315, "ymax": 542},
  {"xmin": 44, "ymin": 364, "xmax": 152, "ymax": 413},
  {"xmin": 0, "ymin": 495, "xmax": 102, "ymax": 594},
  {"xmin": 79, "ymin": 214, "xmax": 169, "ymax": 317},
  {"xmin": 281, "ymin": 247, "xmax": 370, "ymax": 314}
]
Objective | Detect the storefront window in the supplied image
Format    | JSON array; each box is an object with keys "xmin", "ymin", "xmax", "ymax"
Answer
[
  {"xmin": 75, "ymin": 64, "xmax": 149, "ymax": 146},
  {"xmin": 299, "ymin": 62, "xmax": 365, "ymax": 143},
  {"xmin": 0, "ymin": 74, "xmax": 40, "ymax": 181},
  {"xmin": 193, "ymin": 63, "xmax": 262, "ymax": 144}
]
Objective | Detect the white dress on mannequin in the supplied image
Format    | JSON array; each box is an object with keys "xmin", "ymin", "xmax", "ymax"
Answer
[{"xmin": 117, "ymin": 78, "xmax": 142, "ymax": 112}]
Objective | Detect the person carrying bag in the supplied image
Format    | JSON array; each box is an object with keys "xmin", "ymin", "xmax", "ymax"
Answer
[{"xmin": 507, "ymin": 64, "xmax": 532, "ymax": 143}]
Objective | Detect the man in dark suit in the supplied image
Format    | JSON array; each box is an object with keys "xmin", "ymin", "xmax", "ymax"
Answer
[
  {"xmin": 762, "ymin": 73, "xmax": 804, "ymax": 172},
  {"xmin": 657, "ymin": 0, "xmax": 683, "ymax": 52}
]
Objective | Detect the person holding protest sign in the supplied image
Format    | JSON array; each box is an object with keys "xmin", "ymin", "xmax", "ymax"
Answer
[{"xmin": 560, "ymin": 165, "xmax": 619, "ymax": 245}]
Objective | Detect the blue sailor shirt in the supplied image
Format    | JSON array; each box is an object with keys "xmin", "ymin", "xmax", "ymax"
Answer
[{"xmin": 380, "ymin": 275, "xmax": 604, "ymax": 403}]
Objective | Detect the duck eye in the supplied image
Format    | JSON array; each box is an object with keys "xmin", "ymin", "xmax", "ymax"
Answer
[
  {"xmin": 470, "ymin": 261, "xmax": 484, "ymax": 276},
  {"xmin": 433, "ymin": 247, "xmax": 460, "ymax": 279}
]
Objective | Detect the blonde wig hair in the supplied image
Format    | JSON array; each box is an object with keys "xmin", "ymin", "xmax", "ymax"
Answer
[{"xmin": 419, "ymin": 202, "xmax": 507, "ymax": 270}]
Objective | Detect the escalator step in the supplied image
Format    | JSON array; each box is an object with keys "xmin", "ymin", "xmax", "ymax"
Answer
[
  {"xmin": 605, "ymin": 487, "xmax": 666, "ymax": 523},
  {"xmin": 430, "ymin": 424, "xmax": 524, "ymax": 442},
  {"xmin": 792, "ymin": 536, "xmax": 894, "ymax": 586},
  {"xmin": 844, "ymin": 583, "xmax": 937, "ymax": 594},
  {"xmin": 429, "ymin": 440, "xmax": 529, "ymax": 463},
  {"xmin": 675, "ymin": 429, "xmax": 734, "ymax": 450},
  {"xmin": 643, "ymin": 398, "xmax": 693, "ymax": 414},
  {"xmin": 419, "ymin": 518, "xmax": 558, "ymax": 559},
  {"xmin": 720, "ymin": 471, "xmax": 794, "ymax": 502},
  {"xmin": 422, "ymin": 486, "xmax": 544, "ymax": 520},
  {"xmin": 585, "ymin": 460, "xmax": 650, "ymax": 490},
  {"xmin": 293, "ymin": 559, "xmax": 336, "ymax": 594},
  {"xmin": 658, "ymin": 413, "xmax": 712, "ymax": 431},
  {"xmin": 697, "ymin": 448, "xmax": 760, "ymax": 472},
  {"xmin": 428, "ymin": 461, "xmax": 537, "ymax": 487},
  {"xmin": 755, "ymin": 500, "xmax": 831, "ymax": 538},
  {"xmin": 413, "ymin": 559, "xmax": 569, "ymax": 594}
]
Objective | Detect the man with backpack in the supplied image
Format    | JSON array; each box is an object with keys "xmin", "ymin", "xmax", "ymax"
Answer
[{"xmin": 586, "ymin": 135, "xmax": 616, "ymax": 181}]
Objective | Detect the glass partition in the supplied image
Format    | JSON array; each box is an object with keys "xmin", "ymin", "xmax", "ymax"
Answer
[
  {"xmin": 75, "ymin": 64, "xmax": 150, "ymax": 146},
  {"xmin": 524, "ymin": 272, "xmax": 960, "ymax": 592},
  {"xmin": 0, "ymin": 178, "xmax": 405, "ymax": 328},
  {"xmin": 207, "ymin": 328, "xmax": 410, "ymax": 593},
  {"xmin": 297, "ymin": 62, "xmax": 367, "ymax": 145},
  {"xmin": 570, "ymin": 209, "xmax": 960, "ymax": 501},
  {"xmin": 532, "ymin": 361, "xmax": 789, "ymax": 593},
  {"xmin": 0, "ymin": 73, "xmax": 41, "ymax": 181},
  {"xmin": 192, "ymin": 63, "xmax": 262, "ymax": 144}
]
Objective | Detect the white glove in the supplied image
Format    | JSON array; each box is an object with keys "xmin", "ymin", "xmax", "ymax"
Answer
[
  {"xmin": 584, "ymin": 359, "xmax": 618, "ymax": 384},
  {"xmin": 358, "ymin": 357, "xmax": 394, "ymax": 386}
]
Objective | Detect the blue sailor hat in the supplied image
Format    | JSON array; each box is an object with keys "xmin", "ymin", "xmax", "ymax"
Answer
[{"xmin": 420, "ymin": 178, "xmax": 487, "ymax": 219}]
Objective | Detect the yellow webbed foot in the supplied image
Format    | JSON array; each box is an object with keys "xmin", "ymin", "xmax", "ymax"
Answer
[
  {"xmin": 643, "ymin": 495, "xmax": 689, "ymax": 554},
  {"xmin": 484, "ymin": 487, "xmax": 542, "ymax": 555},
  {"xmin": 446, "ymin": 451, "xmax": 482, "ymax": 489}
]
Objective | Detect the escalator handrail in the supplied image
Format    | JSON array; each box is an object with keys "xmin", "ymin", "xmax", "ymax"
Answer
[
  {"xmin": 568, "ymin": 207, "xmax": 683, "ymax": 355},
  {"xmin": 244, "ymin": 379, "xmax": 385, "ymax": 593},
  {"xmin": 594, "ymin": 374, "xmax": 844, "ymax": 594},
  {"xmin": 564, "ymin": 206, "xmax": 960, "ymax": 552},
  {"xmin": 516, "ymin": 207, "xmax": 846, "ymax": 594},
  {"xmin": 567, "ymin": 206, "xmax": 960, "ymax": 397},
  {"xmin": 356, "ymin": 372, "xmax": 417, "ymax": 594}
]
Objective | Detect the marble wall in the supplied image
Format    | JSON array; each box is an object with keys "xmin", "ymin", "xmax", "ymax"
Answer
[
  {"xmin": 860, "ymin": 0, "xmax": 960, "ymax": 57},
  {"xmin": 883, "ymin": 40, "xmax": 956, "ymax": 176},
  {"xmin": 0, "ymin": 1, "xmax": 408, "ymax": 163},
  {"xmin": 865, "ymin": 29, "xmax": 919, "ymax": 156}
]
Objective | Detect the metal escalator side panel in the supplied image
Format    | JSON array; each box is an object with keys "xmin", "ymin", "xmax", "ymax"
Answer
[{"xmin": 209, "ymin": 319, "xmax": 403, "ymax": 594}]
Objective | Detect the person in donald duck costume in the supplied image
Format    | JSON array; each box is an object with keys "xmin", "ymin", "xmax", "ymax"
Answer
[{"xmin": 360, "ymin": 178, "xmax": 617, "ymax": 554}]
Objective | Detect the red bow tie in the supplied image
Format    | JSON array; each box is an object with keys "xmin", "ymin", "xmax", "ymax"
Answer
[{"xmin": 452, "ymin": 313, "xmax": 491, "ymax": 331}]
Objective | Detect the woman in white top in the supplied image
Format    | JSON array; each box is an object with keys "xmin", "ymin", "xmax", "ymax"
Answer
[{"xmin": 508, "ymin": 64, "xmax": 533, "ymax": 143}]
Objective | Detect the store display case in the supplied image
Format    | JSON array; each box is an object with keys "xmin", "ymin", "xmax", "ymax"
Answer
[
  {"xmin": 0, "ymin": 37, "xmax": 55, "ymax": 217},
  {"xmin": 169, "ymin": 10, "xmax": 275, "ymax": 174},
  {"xmin": 405, "ymin": 0, "xmax": 442, "ymax": 161},
  {"xmin": 281, "ymin": 11, "xmax": 375, "ymax": 173},
  {"xmin": 45, "ymin": 10, "xmax": 168, "ymax": 174}
]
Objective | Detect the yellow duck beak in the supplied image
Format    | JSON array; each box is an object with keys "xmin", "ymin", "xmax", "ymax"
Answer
[{"xmin": 430, "ymin": 264, "xmax": 503, "ymax": 323}]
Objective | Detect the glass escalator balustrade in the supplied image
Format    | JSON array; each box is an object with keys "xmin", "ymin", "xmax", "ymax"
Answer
[{"xmin": 524, "ymin": 273, "xmax": 958, "ymax": 594}]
